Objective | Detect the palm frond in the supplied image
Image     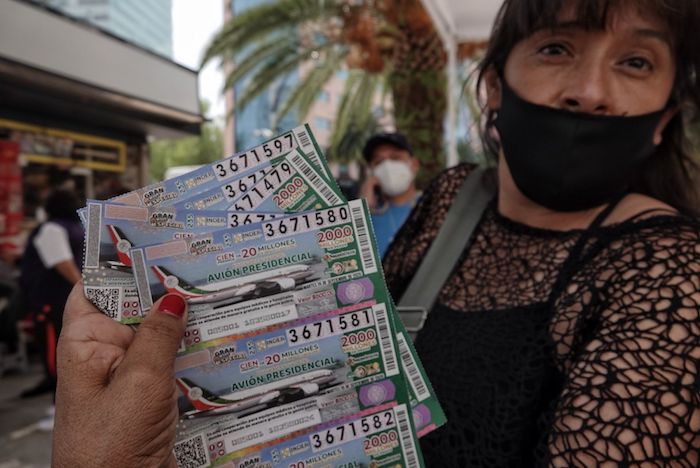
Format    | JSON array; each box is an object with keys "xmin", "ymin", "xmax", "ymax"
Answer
[
  {"xmin": 273, "ymin": 46, "xmax": 348, "ymax": 127},
  {"xmin": 221, "ymin": 39, "xmax": 300, "ymax": 91},
  {"xmin": 206, "ymin": 0, "xmax": 447, "ymax": 173},
  {"xmin": 328, "ymin": 70, "xmax": 384, "ymax": 161},
  {"xmin": 234, "ymin": 44, "xmax": 327, "ymax": 111},
  {"xmin": 329, "ymin": 115, "xmax": 381, "ymax": 163},
  {"xmin": 202, "ymin": 0, "xmax": 338, "ymax": 67}
]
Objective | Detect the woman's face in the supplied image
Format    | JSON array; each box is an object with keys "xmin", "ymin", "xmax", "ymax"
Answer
[{"xmin": 489, "ymin": 2, "xmax": 677, "ymax": 130}]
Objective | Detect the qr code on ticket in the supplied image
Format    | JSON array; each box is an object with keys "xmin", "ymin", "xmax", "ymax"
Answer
[
  {"xmin": 85, "ymin": 286, "xmax": 121, "ymax": 319},
  {"xmin": 174, "ymin": 435, "xmax": 210, "ymax": 468}
]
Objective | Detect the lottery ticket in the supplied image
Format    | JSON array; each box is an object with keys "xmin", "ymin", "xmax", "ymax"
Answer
[
  {"xmin": 174, "ymin": 302, "xmax": 403, "ymax": 421},
  {"xmin": 130, "ymin": 201, "xmax": 385, "ymax": 347},
  {"xmin": 82, "ymin": 200, "xmax": 282, "ymax": 322},
  {"xmin": 74, "ymin": 121, "xmax": 445, "ymax": 468},
  {"xmin": 173, "ymin": 148, "xmax": 343, "ymax": 212},
  {"xmin": 112, "ymin": 124, "xmax": 327, "ymax": 208},
  {"xmin": 173, "ymin": 403, "xmax": 423, "ymax": 468},
  {"xmin": 123, "ymin": 198, "xmax": 446, "ymax": 436}
]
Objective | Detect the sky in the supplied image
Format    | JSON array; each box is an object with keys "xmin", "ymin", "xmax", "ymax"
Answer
[{"xmin": 171, "ymin": 0, "xmax": 225, "ymax": 121}]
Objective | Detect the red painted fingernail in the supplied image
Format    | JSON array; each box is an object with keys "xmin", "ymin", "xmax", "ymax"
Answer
[{"xmin": 159, "ymin": 294, "xmax": 186, "ymax": 318}]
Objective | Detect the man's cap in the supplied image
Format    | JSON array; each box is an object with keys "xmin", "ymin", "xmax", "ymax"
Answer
[{"xmin": 362, "ymin": 132, "xmax": 413, "ymax": 163}]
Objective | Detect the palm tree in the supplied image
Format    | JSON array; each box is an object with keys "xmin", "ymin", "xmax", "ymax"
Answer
[{"xmin": 203, "ymin": 0, "xmax": 448, "ymax": 184}]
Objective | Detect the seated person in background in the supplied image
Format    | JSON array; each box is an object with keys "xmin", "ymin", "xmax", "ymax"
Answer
[{"xmin": 360, "ymin": 132, "xmax": 421, "ymax": 258}]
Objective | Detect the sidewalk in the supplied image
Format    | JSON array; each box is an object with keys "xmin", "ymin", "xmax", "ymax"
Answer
[{"xmin": 0, "ymin": 364, "xmax": 53, "ymax": 468}]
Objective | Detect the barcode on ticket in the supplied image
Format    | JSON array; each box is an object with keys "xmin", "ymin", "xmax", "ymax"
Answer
[
  {"xmin": 85, "ymin": 286, "xmax": 121, "ymax": 319},
  {"xmin": 290, "ymin": 152, "xmax": 340, "ymax": 206},
  {"xmin": 173, "ymin": 434, "xmax": 210, "ymax": 468},
  {"xmin": 294, "ymin": 125, "xmax": 325, "ymax": 174},
  {"xmin": 394, "ymin": 404, "xmax": 420, "ymax": 467},
  {"xmin": 397, "ymin": 332, "xmax": 430, "ymax": 402},
  {"xmin": 350, "ymin": 201, "xmax": 378, "ymax": 274},
  {"xmin": 295, "ymin": 127, "xmax": 312, "ymax": 149},
  {"xmin": 373, "ymin": 304, "xmax": 398, "ymax": 376}
]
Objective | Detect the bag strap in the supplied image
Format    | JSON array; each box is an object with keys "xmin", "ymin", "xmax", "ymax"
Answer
[{"xmin": 398, "ymin": 167, "xmax": 494, "ymax": 333}]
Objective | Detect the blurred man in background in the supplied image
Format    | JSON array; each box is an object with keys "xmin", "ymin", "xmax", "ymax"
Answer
[
  {"xmin": 360, "ymin": 132, "xmax": 420, "ymax": 258},
  {"xmin": 19, "ymin": 189, "xmax": 83, "ymax": 397}
]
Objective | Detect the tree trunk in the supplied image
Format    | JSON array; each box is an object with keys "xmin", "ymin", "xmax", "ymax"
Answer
[
  {"xmin": 387, "ymin": 0, "xmax": 447, "ymax": 188},
  {"xmin": 390, "ymin": 68, "xmax": 446, "ymax": 188}
]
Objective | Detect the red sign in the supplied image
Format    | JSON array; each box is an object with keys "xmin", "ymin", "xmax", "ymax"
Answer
[{"xmin": 0, "ymin": 140, "xmax": 22, "ymax": 245}]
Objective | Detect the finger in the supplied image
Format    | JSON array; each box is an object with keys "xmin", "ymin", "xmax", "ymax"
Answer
[
  {"xmin": 163, "ymin": 453, "xmax": 178, "ymax": 468},
  {"xmin": 63, "ymin": 282, "xmax": 102, "ymax": 323},
  {"xmin": 116, "ymin": 294, "xmax": 188, "ymax": 379},
  {"xmin": 60, "ymin": 282, "xmax": 134, "ymax": 349}
]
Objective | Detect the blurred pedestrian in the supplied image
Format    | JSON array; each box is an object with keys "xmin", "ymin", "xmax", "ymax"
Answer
[
  {"xmin": 360, "ymin": 132, "xmax": 420, "ymax": 257},
  {"xmin": 19, "ymin": 189, "xmax": 83, "ymax": 397}
]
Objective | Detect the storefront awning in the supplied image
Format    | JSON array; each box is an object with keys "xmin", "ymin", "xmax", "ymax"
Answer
[{"xmin": 0, "ymin": 0, "xmax": 202, "ymax": 140}]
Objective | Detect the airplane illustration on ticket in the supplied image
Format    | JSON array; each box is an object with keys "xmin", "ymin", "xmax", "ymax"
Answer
[
  {"xmin": 150, "ymin": 264, "xmax": 315, "ymax": 304},
  {"xmin": 176, "ymin": 369, "xmax": 337, "ymax": 419}
]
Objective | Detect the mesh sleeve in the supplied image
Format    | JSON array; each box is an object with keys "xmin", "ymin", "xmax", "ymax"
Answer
[{"xmin": 544, "ymin": 223, "xmax": 700, "ymax": 466}]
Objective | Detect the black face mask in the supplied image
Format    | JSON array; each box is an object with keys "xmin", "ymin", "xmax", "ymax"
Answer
[{"xmin": 494, "ymin": 78, "xmax": 667, "ymax": 212}]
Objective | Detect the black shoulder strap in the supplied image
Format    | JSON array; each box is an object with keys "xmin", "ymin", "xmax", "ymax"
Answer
[{"xmin": 398, "ymin": 167, "xmax": 494, "ymax": 335}]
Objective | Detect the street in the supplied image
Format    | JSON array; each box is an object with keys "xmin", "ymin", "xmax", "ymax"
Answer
[{"xmin": 0, "ymin": 365, "xmax": 53, "ymax": 468}]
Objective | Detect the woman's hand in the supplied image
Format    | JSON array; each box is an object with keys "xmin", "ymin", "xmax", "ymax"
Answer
[{"xmin": 52, "ymin": 283, "xmax": 188, "ymax": 468}]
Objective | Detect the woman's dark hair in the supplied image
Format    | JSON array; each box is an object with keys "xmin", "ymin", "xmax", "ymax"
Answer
[
  {"xmin": 476, "ymin": 0, "xmax": 700, "ymax": 216},
  {"xmin": 45, "ymin": 189, "xmax": 81, "ymax": 221}
]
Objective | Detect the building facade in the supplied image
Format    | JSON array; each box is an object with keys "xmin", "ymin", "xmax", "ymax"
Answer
[
  {"xmin": 227, "ymin": 0, "xmax": 298, "ymax": 152},
  {"xmin": 0, "ymin": 0, "xmax": 200, "ymax": 254},
  {"xmin": 33, "ymin": 0, "xmax": 173, "ymax": 59}
]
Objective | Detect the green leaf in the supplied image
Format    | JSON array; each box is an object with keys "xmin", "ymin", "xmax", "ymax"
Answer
[
  {"xmin": 274, "ymin": 46, "xmax": 347, "ymax": 126},
  {"xmin": 202, "ymin": 0, "xmax": 338, "ymax": 67}
]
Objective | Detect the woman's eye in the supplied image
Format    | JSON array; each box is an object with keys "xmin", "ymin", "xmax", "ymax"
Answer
[
  {"xmin": 538, "ymin": 43, "xmax": 568, "ymax": 56},
  {"xmin": 624, "ymin": 57, "xmax": 653, "ymax": 71}
]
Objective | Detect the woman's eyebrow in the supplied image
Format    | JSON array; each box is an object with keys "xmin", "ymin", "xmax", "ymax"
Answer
[
  {"xmin": 634, "ymin": 28, "xmax": 672, "ymax": 47},
  {"xmin": 542, "ymin": 22, "xmax": 671, "ymax": 47}
]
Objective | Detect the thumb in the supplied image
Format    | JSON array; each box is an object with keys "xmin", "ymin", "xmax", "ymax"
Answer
[{"xmin": 117, "ymin": 294, "xmax": 188, "ymax": 379}]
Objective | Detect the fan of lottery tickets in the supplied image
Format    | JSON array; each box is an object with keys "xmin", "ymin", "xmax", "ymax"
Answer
[{"xmin": 80, "ymin": 124, "xmax": 445, "ymax": 468}]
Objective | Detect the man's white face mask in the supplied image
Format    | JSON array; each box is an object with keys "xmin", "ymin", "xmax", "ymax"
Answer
[{"xmin": 373, "ymin": 159, "xmax": 415, "ymax": 197}]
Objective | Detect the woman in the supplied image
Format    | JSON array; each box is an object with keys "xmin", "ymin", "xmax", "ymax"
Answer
[{"xmin": 384, "ymin": 0, "xmax": 700, "ymax": 465}]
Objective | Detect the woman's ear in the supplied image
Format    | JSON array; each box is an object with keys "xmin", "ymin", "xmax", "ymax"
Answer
[
  {"xmin": 484, "ymin": 67, "xmax": 502, "ymax": 111},
  {"xmin": 653, "ymin": 107, "xmax": 679, "ymax": 145}
]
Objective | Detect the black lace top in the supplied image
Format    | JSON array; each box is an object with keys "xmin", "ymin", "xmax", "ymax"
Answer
[{"xmin": 383, "ymin": 164, "xmax": 700, "ymax": 467}]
